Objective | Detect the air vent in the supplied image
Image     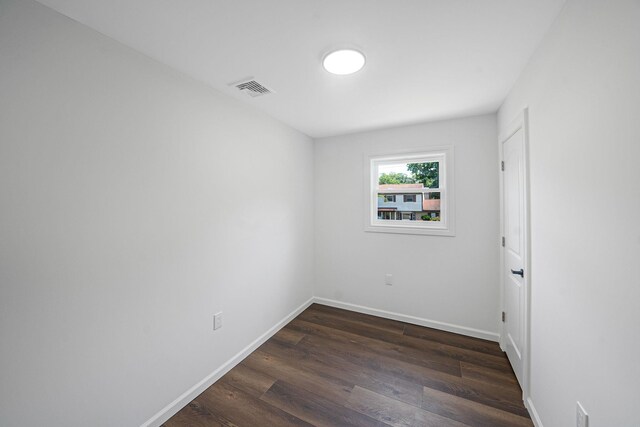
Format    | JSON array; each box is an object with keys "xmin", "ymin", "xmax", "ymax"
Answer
[{"xmin": 230, "ymin": 78, "xmax": 274, "ymax": 98}]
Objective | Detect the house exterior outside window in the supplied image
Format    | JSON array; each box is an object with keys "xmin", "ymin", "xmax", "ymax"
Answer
[{"xmin": 376, "ymin": 184, "xmax": 440, "ymax": 221}]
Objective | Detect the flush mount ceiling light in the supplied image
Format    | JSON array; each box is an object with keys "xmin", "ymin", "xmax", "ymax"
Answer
[{"xmin": 322, "ymin": 49, "xmax": 366, "ymax": 75}]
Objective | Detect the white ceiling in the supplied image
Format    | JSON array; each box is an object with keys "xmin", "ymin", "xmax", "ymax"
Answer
[{"xmin": 36, "ymin": 0, "xmax": 565, "ymax": 138}]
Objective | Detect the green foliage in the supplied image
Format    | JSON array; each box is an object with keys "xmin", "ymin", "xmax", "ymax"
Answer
[
  {"xmin": 421, "ymin": 215, "xmax": 430, "ymax": 221},
  {"xmin": 378, "ymin": 172, "xmax": 415, "ymax": 185},
  {"xmin": 407, "ymin": 162, "xmax": 439, "ymax": 188}
]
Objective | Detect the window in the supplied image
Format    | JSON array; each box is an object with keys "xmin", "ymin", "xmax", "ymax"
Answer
[{"xmin": 365, "ymin": 148, "xmax": 455, "ymax": 236}]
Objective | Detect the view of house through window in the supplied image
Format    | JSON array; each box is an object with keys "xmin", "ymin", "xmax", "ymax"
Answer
[
  {"xmin": 377, "ymin": 160, "xmax": 441, "ymax": 222},
  {"xmin": 366, "ymin": 149, "xmax": 453, "ymax": 236}
]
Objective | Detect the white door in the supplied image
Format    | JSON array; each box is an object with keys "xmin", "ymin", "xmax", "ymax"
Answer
[{"xmin": 502, "ymin": 126, "xmax": 527, "ymax": 386}]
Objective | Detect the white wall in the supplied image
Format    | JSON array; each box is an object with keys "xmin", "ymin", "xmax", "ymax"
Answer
[
  {"xmin": 0, "ymin": 1, "xmax": 314, "ymax": 426},
  {"xmin": 314, "ymin": 115, "xmax": 500, "ymax": 338},
  {"xmin": 498, "ymin": 1, "xmax": 640, "ymax": 426}
]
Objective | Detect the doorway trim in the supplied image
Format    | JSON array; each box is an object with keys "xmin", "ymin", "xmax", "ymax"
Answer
[{"xmin": 498, "ymin": 107, "xmax": 531, "ymax": 402}]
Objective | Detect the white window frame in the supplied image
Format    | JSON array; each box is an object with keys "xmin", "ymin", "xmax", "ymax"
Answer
[{"xmin": 364, "ymin": 147, "xmax": 455, "ymax": 236}]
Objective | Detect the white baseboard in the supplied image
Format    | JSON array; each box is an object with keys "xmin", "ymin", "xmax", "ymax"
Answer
[
  {"xmin": 313, "ymin": 297, "xmax": 500, "ymax": 342},
  {"xmin": 526, "ymin": 397, "xmax": 543, "ymax": 427},
  {"xmin": 140, "ymin": 297, "xmax": 315, "ymax": 427}
]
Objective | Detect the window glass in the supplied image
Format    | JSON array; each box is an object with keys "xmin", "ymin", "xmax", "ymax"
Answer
[
  {"xmin": 366, "ymin": 148, "xmax": 454, "ymax": 236},
  {"xmin": 376, "ymin": 160, "xmax": 441, "ymax": 222}
]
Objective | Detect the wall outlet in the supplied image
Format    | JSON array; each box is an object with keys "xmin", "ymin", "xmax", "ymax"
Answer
[
  {"xmin": 576, "ymin": 402, "xmax": 588, "ymax": 427},
  {"xmin": 213, "ymin": 312, "xmax": 223, "ymax": 330},
  {"xmin": 385, "ymin": 273, "xmax": 393, "ymax": 286}
]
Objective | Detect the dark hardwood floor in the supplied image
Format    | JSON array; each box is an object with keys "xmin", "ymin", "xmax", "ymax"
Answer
[{"xmin": 163, "ymin": 304, "xmax": 532, "ymax": 427}]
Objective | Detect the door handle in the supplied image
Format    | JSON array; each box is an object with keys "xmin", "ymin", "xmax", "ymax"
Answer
[{"xmin": 511, "ymin": 268, "xmax": 524, "ymax": 277}]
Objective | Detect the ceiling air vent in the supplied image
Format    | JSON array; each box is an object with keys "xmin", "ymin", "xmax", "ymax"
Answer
[{"xmin": 230, "ymin": 78, "xmax": 274, "ymax": 98}]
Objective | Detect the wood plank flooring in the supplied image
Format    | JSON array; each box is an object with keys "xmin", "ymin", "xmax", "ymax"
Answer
[{"xmin": 163, "ymin": 304, "xmax": 532, "ymax": 427}]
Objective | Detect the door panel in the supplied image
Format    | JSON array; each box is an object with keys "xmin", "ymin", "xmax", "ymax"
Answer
[{"xmin": 503, "ymin": 127, "xmax": 526, "ymax": 385}]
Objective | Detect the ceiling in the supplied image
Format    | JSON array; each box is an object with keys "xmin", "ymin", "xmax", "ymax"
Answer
[{"xmin": 36, "ymin": 0, "xmax": 566, "ymax": 138}]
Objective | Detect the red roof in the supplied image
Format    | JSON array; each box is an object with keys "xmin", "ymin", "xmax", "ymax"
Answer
[{"xmin": 379, "ymin": 184, "xmax": 424, "ymax": 190}]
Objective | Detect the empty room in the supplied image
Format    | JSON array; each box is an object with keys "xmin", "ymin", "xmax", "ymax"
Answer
[{"xmin": 1, "ymin": 0, "xmax": 638, "ymax": 426}]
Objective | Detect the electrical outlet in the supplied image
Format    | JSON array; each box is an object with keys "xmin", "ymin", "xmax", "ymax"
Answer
[
  {"xmin": 576, "ymin": 402, "xmax": 588, "ymax": 427},
  {"xmin": 213, "ymin": 312, "xmax": 223, "ymax": 330},
  {"xmin": 385, "ymin": 274, "xmax": 393, "ymax": 286}
]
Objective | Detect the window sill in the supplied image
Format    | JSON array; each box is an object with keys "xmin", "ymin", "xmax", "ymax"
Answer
[{"xmin": 364, "ymin": 223, "xmax": 455, "ymax": 237}]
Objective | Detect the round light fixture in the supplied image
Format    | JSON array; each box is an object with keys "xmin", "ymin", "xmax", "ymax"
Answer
[{"xmin": 322, "ymin": 49, "xmax": 366, "ymax": 75}]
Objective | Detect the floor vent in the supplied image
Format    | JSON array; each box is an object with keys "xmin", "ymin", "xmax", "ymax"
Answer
[{"xmin": 231, "ymin": 78, "xmax": 274, "ymax": 98}]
